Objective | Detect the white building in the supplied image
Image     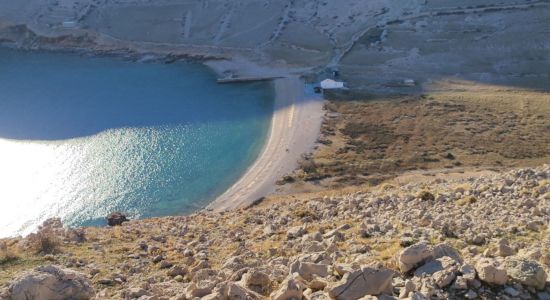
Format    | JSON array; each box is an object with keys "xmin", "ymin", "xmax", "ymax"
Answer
[
  {"xmin": 403, "ymin": 79, "xmax": 416, "ymax": 86},
  {"xmin": 320, "ymin": 79, "xmax": 345, "ymax": 90}
]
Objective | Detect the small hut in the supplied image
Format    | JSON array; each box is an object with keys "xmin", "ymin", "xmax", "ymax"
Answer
[{"xmin": 320, "ymin": 79, "xmax": 345, "ymax": 90}]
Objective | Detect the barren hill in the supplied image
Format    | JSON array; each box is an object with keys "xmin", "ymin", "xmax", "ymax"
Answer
[{"xmin": 1, "ymin": 0, "xmax": 549, "ymax": 90}]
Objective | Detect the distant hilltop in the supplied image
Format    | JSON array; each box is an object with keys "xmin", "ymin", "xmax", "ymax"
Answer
[{"xmin": 1, "ymin": 0, "xmax": 549, "ymax": 91}]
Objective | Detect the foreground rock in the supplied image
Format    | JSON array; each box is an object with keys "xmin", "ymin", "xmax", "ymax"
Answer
[
  {"xmin": 504, "ymin": 258, "xmax": 547, "ymax": 290},
  {"xmin": 327, "ymin": 266, "xmax": 394, "ymax": 299},
  {"xmin": 475, "ymin": 258, "xmax": 508, "ymax": 285},
  {"xmin": 4, "ymin": 265, "xmax": 94, "ymax": 300},
  {"xmin": 397, "ymin": 242, "xmax": 433, "ymax": 273}
]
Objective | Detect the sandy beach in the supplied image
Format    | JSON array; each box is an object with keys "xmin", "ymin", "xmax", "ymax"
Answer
[{"xmin": 204, "ymin": 61, "xmax": 324, "ymax": 211}]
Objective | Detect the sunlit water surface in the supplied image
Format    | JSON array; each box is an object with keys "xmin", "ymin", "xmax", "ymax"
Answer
[{"xmin": 0, "ymin": 49, "xmax": 273, "ymax": 237}]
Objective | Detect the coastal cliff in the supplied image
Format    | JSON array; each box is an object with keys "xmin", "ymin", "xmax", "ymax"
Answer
[{"xmin": 1, "ymin": 165, "xmax": 550, "ymax": 299}]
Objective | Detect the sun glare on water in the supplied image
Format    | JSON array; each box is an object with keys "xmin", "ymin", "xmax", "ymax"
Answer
[{"xmin": 0, "ymin": 128, "xmax": 154, "ymax": 238}]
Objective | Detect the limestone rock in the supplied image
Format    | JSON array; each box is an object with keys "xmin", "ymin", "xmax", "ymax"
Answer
[
  {"xmin": 504, "ymin": 258, "xmax": 547, "ymax": 290},
  {"xmin": 167, "ymin": 265, "xmax": 187, "ymax": 278},
  {"xmin": 226, "ymin": 282, "xmax": 261, "ymax": 300},
  {"xmin": 397, "ymin": 242, "xmax": 433, "ymax": 273},
  {"xmin": 6, "ymin": 265, "xmax": 95, "ymax": 300},
  {"xmin": 475, "ymin": 258, "xmax": 507, "ymax": 285},
  {"xmin": 125, "ymin": 287, "xmax": 149, "ymax": 299},
  {"xmin": 287, "ymin": 226, "xmax": 306, "ymax": 240},
  {"xmin": 185, "ymin": 281, "xmax": 215, "ymax": 298},
  {"xmin": 309, "ymin": 291, "xmax": 332, "ymax": 300},
  {"xmin": 243, "ymin": 270, "xmax": 271, "ymax": 295},
  {"xmin": 270, "ymin": 276, "xmax": 305, "ymax": 300},
  {"xmin": 327, "ymin": 266, "xmax": 394, "ymax": 300},
  {"xmin": 496, "ymin": 239, "xmax": 514, "ymax": 257},
  {"xmin": 414, "ymin": 256, "xmax": 458, "ymax": 288},
  {"xmin": 399, "ymin": 280, "xmax": 416, "ymax": 298},
  {"xmin": 432, "ymin": 243, "xmax": 463, "ymax": 264},
  {"xmin": 289, "ymin": 260, "xmax": 329, "ymax": 281}
]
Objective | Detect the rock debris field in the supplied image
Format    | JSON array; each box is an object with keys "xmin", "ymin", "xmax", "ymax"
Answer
[{"xmin": 1, "ymin": 165, "xmax": 550, "ymax": 299}]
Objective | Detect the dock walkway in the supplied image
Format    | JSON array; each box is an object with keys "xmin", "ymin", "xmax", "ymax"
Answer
[{"xmin": 216, "ymin": 76, "xmax": 284, "ymax": 84}]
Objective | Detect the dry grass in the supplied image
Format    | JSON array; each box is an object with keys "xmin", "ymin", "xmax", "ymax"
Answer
[{"xmin": 290, "ymin": 81, "xmax": 550, "ymax": 189}]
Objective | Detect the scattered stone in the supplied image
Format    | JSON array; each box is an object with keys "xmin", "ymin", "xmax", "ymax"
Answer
[
  {"xmin": 290, "ymin": 260, "xmax": 329, "ymax": 281},
  {"xmin": 5, "ymin": 265, "xmax": 95, "ymax": 300},
  {"xmin": 496, "ymin": 239, "xmax": 514, "ymax": 257},
  {"xmin": 475, "ymin": 258, "xmax": 507, "ymax": 285},
  {"xmin": 414, "ymin": 256, "xmax": 458, "ymax": 288},
  {"xmin": 167, "ymin": 266, "xmax": 186, "ymax": 277},
  {"xmin": 243, "ymin": 270, "xmax": 271, "ymax": 295},
  {"xmin": 504, "ymin": 258, "xmax": 547, "ymax": 290},
  {"xmin": 397, "ymin": 242, "xmax": 433, "ymax": 273},
  {"xmin": 126, "ymin": 287, "xmax": 148, "ymax": 299},
  {"xmin": 271, "ymin": 276, "xmax": 305, "ymax": 300},
  {"xmin": 4, "ymin": 165, "xmax": 550, "ymax": 300},
  {"xmin": 287, "ymin": 226, "xmax": 306, "ymax": 239},
  {"xmin": 399, "ymin": 280, "xmax": 416, "ymax": 298},
  {"xmin": 327, "ymin": 266, "xmax": 394, "ymax": 299}
]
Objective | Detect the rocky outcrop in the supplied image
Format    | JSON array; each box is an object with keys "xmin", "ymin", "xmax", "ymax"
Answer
[
  {"xmin": 4, "ymin": 265, "xmax": 94, "ymax": 300},
  {"xmin": 106, "ymin": 212, "xmax": 129, "ymax": 226}
]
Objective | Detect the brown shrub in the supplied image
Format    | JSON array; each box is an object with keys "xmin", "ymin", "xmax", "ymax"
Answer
[
  {"xmin": 27, "ymin": 228, "xmax": 61, "ymax": 255},
  {"xmin": 0, "ymin": 242, "xmax": 19, "ymax": 265},
  {"xmin": 418, "ymin": 190, "xmax": 435, "ymax": 201}
]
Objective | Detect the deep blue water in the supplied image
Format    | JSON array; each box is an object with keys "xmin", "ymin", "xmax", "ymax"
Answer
[{"xmin": 0, "ymin": 48, "xmax": 273, "ymax": 237}]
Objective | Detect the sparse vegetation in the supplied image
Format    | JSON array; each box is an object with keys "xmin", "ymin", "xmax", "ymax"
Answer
[
  {"xmin": 289, "ymin": 82, "xmax": 550, "ymax": 190},
  {"xmin": 418, "ymin": 190, "xmax": 435, "ymax": 201},
  {"xmin": 0, "ymin": 242, "xmax": 19, "ymax": 265},
  {"xmin": 27, "ymin": 228, "xmax": 60, "ymax": 255}
]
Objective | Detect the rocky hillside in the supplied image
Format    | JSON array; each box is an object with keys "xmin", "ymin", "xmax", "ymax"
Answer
[
  {"xmin": 1, "ymin": 165, "xmax": 549, "ymax": 299},
  {"xmin": 1, "ymin": 0, "xmax": 549, "ymax": 91}
]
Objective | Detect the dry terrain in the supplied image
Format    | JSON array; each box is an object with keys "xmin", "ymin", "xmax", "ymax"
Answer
[
  {"xmin": 1, "ymin": 165, "xmax": 550, "ymax": 299},
  {"xmin": 283, "ymin": 81, "xmax": 550, "ymax": 193},
  {"xmin": 0, "ymin": 0, "xmax": 548, "ymax": 93}
]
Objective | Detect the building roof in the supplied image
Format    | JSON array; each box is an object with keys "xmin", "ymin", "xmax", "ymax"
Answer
[{"xmin": 320, "ymin": 79, "xmax": 345, "ymax": 89}]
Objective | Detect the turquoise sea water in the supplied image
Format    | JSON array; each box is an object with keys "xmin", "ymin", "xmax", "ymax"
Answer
[{"xmin": 0, "ymin": 48, "xmax": 273, "ymax": 237}]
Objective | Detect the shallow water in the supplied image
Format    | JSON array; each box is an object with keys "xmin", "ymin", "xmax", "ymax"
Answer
[{"xmin": 0, "ymin": 49, "xmax": 273, "ymax": 237}]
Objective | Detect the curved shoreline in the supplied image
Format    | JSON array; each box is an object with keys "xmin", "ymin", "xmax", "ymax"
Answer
[
  {"xmin": 206, "ymin": 72, "xmax": 324, "ymax": 211},
  {"xmin": 0, "ymin": 43, "xmax": 324, "ymax": 220}
]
